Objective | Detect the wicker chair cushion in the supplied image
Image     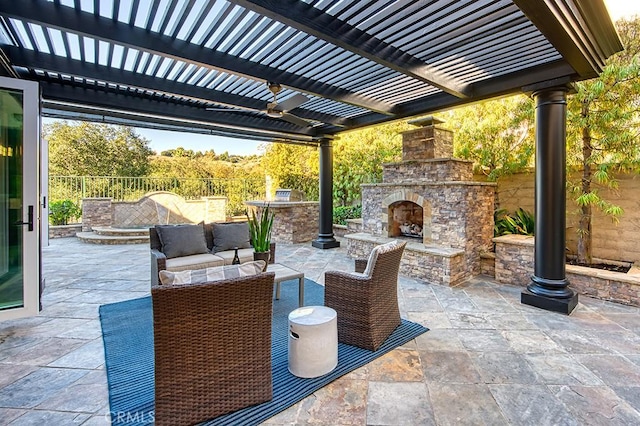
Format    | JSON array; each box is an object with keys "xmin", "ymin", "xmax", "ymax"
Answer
[
  {"xmin": 159, "ymin": 260, "xmax": 266, "ymax": 285},
  {"xmin": 155, "ymin": 224, "xmax": 209, "ymax": 259},
  {"xmin": 363, "ymin": 240, "xmax": 399, "ymax": 277},
  {"xmin": 212, "ymin": 222, "xmax": 252, "ymax": 253}
]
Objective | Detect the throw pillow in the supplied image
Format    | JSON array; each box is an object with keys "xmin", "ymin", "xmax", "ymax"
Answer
[
  {"xmin": 155, "ymin": 224, "xmax": 209, "ymax": 259},
  {"xmin": 212, "ymin": 222, "xmax": 252, "ymax": 253},
  {"xmin": 159, "ymin": 260, "xmax": 266, "ymax": 285},
  {"xmin": 363, "ymin": 240, "xmax": 399, "ymax": 277}
]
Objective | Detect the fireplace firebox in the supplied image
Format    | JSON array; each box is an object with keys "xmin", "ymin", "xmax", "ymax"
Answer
[{"xmin": 389, "ymin": 201, "xmax": 423, "ymax": 239}]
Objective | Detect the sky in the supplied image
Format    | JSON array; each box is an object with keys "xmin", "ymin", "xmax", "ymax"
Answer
[
  {"xmin": 45, "ymin": 0, "xmax": 640, "ymax": 156},
  {"xmin": 133, "ymin": 127, "xmax": 265, "ymax": 156},
  {"xmin": 604, "ymin": 0, "xmax": 640, "ymax": 21}
]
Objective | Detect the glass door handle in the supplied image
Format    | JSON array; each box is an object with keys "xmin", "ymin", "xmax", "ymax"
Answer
[{"xmin": 15, "ymin": 205, "xmax": 34, "ymax": 231}]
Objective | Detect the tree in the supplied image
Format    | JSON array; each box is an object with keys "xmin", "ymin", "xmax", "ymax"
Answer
[
  {"xmin": 333, "ymin": 122, "xmax": 406, "ymax": 206},
  {"xmin": 45, "ymin": 121, "xmax": 153, "ymax": 176},
  {"xmin": 442, "ymin": 95, "xmax": 536, "ymax": 208},
  {"xmin": 261, "ymin": 143, "xmax": 319, "ymax": 199},
  {"xmin": 567, "ymin": 17, "xmax": 640, "ymax": 264}
]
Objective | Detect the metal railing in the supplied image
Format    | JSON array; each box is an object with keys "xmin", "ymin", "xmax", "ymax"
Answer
[{"xmin": 49, "ymin": 176, "xmax": 265, "ymax": 216}]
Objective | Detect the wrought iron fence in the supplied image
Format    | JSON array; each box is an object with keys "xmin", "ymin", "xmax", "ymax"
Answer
[{"xmin": 49, "ymin": 176, "xmax": 265, "ymax": 216}]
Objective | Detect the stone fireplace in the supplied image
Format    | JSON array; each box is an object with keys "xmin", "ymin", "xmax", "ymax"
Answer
[{"xmin": 345, "ymin": 117, "xmax": 495, "ymax": 286}]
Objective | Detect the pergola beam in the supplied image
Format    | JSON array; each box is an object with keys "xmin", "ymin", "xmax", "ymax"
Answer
[
  {"xmin": 36, "ymin": 79, "xmax": 321, "ymax": 140},
  {"xmin": 0, "ymin": 0, "xmax": 395, "ymax": 115},
  {"xmin": 4, "ymin": 47, "xmax": 351, "ymax": 129},
  {"xmin": 230, "ymin": 0, "xmax": 471, "ymax": 99},
  {"xmin": 347, "ymin": 60, "xmax": 577, "ymax": 129}
]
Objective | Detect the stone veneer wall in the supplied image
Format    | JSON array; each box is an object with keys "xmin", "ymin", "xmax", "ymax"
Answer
[
  {"xmin": 82, "ymin": 192, "xmax": 227, "ymax": 230},
  {"xmin": 383, "ymin": 159, "xmax": 473, "ymax": 183},
  {"xmin": 346, "ymin": 218, "xmax": 363, "ymax": 233},
  {"xmin": 246, "ymin": 201, "xmax": 319, "ymax": 244},
  {"xmin": 49, "ymin": 224, "xmax": 82, "ymax": 238},
  {"xmin": 346, "ymin": 233, "xmax": 468, "ymax": 286},
  {"xmin": 494, "ymin": 234, "xmax": 640, "ymax": 307},
  {"xmin": 82, "ymin": 198, "xmax": 112, "ymax": 231}
]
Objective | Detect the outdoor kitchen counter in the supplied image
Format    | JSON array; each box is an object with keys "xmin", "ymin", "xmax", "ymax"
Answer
[{"xmin": 245, "ymin": 201, "xmax": 320, "ymax": 244}]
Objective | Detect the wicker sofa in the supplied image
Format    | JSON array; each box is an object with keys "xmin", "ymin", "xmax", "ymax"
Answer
[{"xmin": 150, "ymin": 221, "xmax": 275, "ymax": 286}]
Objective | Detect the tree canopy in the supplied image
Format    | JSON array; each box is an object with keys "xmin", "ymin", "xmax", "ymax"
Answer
[
  {"xmin": 45, "ymin": 121, "xmax": 153, "ymax": 176},
  {"xmin": 261, "ymin": 143, "xmax": 319, "ymax": 200},
  {"xmin": 442, "ymin": 95, "xmax": 535, "ymax": 182},
  {"xmin": 333, "ymin": 122, "xmax": 406, "ymax": 206}
]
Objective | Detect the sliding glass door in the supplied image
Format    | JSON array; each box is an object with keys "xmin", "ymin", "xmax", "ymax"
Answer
[{"xmin": 0, "ymin": 77, "xmax": 40, "ymax": 320}]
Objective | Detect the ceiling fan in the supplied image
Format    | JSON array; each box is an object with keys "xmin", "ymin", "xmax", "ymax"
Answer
[{"xmin": 206, "ymin": 82, "xmax": 311, "ymax": 127}]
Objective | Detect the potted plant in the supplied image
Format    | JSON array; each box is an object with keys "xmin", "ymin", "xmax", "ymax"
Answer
[{"xmin": 248, "ymin": 204, "xmax": 274, "ymax": 270}]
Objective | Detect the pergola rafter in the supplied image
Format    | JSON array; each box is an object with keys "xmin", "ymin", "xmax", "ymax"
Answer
[{"xmin": 229, "ymin": 0, "xmax": 472, "ymax": 99}]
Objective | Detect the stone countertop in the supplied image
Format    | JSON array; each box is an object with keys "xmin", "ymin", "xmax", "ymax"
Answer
[
  {"xmin": 344, "ymin": 232, "xmax": 464, "ymax": 257},
  {"xmin": 245, "ymin": 200, "xmax": 319, "ymax": 207}
]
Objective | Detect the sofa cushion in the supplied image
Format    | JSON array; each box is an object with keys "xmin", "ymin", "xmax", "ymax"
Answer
[
  {"xmin": 215, "ymin": 248, "xmax": 255, "ymax": 265},
  {"xmin": 165, "ymin": 253, "xmax": 225, "ymax": 272},
  {"xmin": 155, "ymin": 224, "xmax": 209, "ymax": 259},
  {"xmin": 212, "ymin": 222, "xmax": 251, "ymax": 253},
  {"xmin": 159, "ymin": 260, "xmax": 266, "ymax": 285}
]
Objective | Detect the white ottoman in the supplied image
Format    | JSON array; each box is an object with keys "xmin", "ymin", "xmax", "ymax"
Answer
[{"xmin": 288, "ymin": 306, "xmax": 338, "ymax": 378}]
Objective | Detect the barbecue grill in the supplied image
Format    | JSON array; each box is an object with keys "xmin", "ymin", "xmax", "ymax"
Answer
[{"xmin": 274, "ymin": 189, "xmax": 305, "ymax": 202}]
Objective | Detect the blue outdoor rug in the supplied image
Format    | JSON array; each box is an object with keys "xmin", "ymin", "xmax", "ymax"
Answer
[{"xmin": 99, "ymin": 278, "xmax": 429, "ymax": 425}]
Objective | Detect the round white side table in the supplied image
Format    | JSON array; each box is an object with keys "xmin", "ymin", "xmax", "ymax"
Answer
[{"xmin": 288, "ymin": 306, "xmax": 338, "ymax": 378}]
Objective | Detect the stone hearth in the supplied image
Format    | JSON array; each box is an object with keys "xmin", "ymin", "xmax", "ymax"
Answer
[{"xmin": 345, "ymin": 117, "xmax": 495, "ymax": 286}]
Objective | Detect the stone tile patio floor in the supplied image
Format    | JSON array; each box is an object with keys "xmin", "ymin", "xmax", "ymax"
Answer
[{"xmin": 1, "ymin": 238, "xmax": 639, "ymax": 425}]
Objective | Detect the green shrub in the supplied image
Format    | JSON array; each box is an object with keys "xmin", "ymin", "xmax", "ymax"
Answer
[
  {"xmin": 494, "ymin": 207, "xmax": 534, "ymax": 237},
  {"xmin": 49, "ymin": 200, "xmax": 82, "ymax": 225},
  {"xmin": 333, "ymin": 205, "xmax": 362, "ymax": 225}
]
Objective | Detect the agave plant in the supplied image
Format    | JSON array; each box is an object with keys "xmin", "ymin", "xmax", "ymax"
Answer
[
  {"xmin": 494, "ymin": 207, "xmax": 535, "ymax": 237},
  {"xmin": 248, "ymin": 204, "xmax": 275, "ymax": 252}
]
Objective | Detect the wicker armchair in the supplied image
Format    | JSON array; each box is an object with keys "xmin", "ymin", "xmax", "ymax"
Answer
[
  {"xmin": 151, "ymin": 272, "xmax": 275, "ymax": 426},
  {"xmin": 324, "ymin": 241, "xmax": 406, "ymax": 351}
]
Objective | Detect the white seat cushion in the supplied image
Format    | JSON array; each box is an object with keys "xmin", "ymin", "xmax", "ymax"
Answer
[
  {"xmin": 159, "ymin": 260, "xmax": 266, "ymax": 285},
  {"xmin": 165, "ymin": 253, "xmax": 225, "ymax": 272},
  {"xmin": 215, "ymin": 248, "xmax": 255, "ymax": 265}
]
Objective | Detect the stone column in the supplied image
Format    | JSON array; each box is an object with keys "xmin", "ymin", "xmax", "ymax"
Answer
[
  {"xmin": 521, "ymin": 87, "xmax": 578, "ymax": 314},
  {"xmin": 312, "ymin": 138, "xmax": 340, "ymax": 249},
  {"xmin": 81, "ymin": 197, "xmax": 112, "ymax": 231}
]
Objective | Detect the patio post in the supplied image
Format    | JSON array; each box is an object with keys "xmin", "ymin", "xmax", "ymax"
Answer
[
  {"xmin": 312, "ymin": 138, "xmax": 340, "ymax": 249},
  {"xmin": 521, "ymin": 86, "xmax": 578, "ymax": 314}
]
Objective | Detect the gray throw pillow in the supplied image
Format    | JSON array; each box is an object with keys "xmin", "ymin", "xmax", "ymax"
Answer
[
  {"xmin": 212, "ymin": 222, "xmax": 252, "ymax": 253},
  {"xmin": 155, "ymin": 224, "xmax": 209, "ymax": 259}
]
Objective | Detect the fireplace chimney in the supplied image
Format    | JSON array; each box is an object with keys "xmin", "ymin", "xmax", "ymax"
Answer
[{"xmin": 402, "ymin": 116, "xmax": 453, "ymax": 161}]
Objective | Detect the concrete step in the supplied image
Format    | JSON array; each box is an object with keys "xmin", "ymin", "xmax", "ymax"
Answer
[
  {"xmin": 92, "ymin": 226, "xmax": 150, "ymax": 237},
  {"xmin": 76, "ymin": 231, "xmax": 149, "ymax": 245}
]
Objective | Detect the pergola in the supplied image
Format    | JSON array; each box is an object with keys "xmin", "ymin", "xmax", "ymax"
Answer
[{"xmin": 0, "ymin": 0, "xmax": 622, "ymax": 312}]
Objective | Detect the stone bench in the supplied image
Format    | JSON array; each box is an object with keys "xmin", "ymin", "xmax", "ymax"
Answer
[{"xmin": 344, "ymin": 232, "xmax": 468, "ymax": 286}]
